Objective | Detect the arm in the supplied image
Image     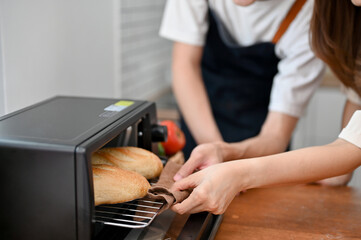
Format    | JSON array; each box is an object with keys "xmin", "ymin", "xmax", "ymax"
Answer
[
  {"xmin": 173, "ymin": 111, "xmax": 298, "ymax": 180},
  {"xmin": 222, "ymin": 111, "xmax": 298, "ymax": 159},
  {"xmin": 317, "ymin": 100, "xmax": 361, "ymax": 186},
  {"xmin": 172, "ymin": 42, "xmax": 223, "ymax": 144},
  {"xmin": 249, "ymin": 139, "xmax": 361, "ymax": 188},
  {"xmin": 174, "ymin": 2, "xmax": 325, "ymax": 180},
  {"xmin": 171, "ymin": 138, "xmax": 361, "ymax": 214}
]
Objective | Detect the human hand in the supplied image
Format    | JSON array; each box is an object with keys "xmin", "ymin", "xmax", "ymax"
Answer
[
  {"xmin": 171, "ymin": 162, "xmax": 241, "ymax": 215},
  {"xmin": 173, "ymin": 142, "xmax": 225, "ymax": 181}
]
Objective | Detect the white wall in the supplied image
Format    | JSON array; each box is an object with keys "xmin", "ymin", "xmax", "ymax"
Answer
[
  {"xmin": 292, "ymin": 88, "xmax": 345, "ymax": 149},
  {"xmin": 0, "ymin": 0, "xmax": 118, "ymax": 114},
  {"xmin": 0, "ymin": 0, "xmax": 172, "ymax": 115},
  {"xmin": 0, "ymin": 26, "xmax": 5, "ymax": 116}
]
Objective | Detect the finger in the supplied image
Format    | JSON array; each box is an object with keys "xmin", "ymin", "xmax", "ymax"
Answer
[
  {"xmin": 171, "ymin": 173, "xmax": 200, "ymax": 192},
  {"xmin": 171, "ymin": 194, "xmax": 202, "ymax": 215},
  {"xmin": 173, "ymin": 202, "xmax": 211, "ymax": 215},
  {"xmin": 174, "ymin": 157, "xmax": 201, "ymax": 181}
]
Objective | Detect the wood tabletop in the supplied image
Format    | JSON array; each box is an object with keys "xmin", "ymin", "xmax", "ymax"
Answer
[{"xmin": 215, "ymin": 185, "xmax": 361, "ymax": 240}]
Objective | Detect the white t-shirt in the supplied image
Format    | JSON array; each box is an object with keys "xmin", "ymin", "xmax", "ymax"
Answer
[
  {"xmin": 339, "ymin": 110, "xmax": 361, "ymax": 148},
  {"xmin": 160, "ymin": 0, "xmax": 325, "ymax": 117},
  {"xmin": 339, "ymin": 87, "xmax": 361, "ymax": 149}
]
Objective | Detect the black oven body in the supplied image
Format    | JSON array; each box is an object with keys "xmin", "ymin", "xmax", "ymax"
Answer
[{"xmin": 0, "ymin": 96, "xmax": 157, "ymax": 240}]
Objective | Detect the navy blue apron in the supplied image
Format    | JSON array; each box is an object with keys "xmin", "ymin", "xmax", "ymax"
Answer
[{"xmin": 180, "ymin": 1, "xmax": 305, "ymax": 159}]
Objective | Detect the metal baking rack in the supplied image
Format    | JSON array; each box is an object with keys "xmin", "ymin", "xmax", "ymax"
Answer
[
  {"xmin": 94, "ymin": 164, "xmax": 167, "ymax": 229},
  {"xmin": 94, "ymin": 198, "xmax": 164, "ymax": 229}
]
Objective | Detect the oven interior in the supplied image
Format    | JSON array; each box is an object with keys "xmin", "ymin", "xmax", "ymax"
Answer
[
  {"xmin": 91, "ymin": 119, "xmax": 166, "ymax": 239},
  {"xmin": 91, "ymin": 115, "xmax": 223, "ymax": 240}
]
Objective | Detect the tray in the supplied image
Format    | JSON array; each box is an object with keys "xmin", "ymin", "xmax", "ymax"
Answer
[{"xmin": 95, "ymin": 198, "xmax": 164, "ymax": 228}]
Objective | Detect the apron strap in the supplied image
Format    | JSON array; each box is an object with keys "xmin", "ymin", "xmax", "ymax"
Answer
[{"xmin": 272, "ymin": 0, "xmax": 307, "ymax": 44}]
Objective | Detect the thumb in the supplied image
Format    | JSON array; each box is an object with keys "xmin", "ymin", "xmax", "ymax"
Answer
[{"xmin": 173, "ymin": 159, "xmax": 199, "ymax": 181}]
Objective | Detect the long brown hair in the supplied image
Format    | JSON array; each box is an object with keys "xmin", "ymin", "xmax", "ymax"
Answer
[{"xmin": 311, "ymin": 0, "xmax": 361, "ymax": 97}]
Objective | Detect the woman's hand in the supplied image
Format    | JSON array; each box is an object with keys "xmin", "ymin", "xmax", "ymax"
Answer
[
  {"xmin": 173, "ymin": 142, "xmax": 225, "ymax": 181},
  {"xmin": 171, "ymin": 161, "xmax": 244, "ymax": 215}
]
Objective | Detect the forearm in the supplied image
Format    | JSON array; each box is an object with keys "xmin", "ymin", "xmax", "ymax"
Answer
[
  {"xmin": 229, "ymin": 134, "xmax": 289, "ymax": 159},
  {"xmin": 216, "ymin": 111, "xmax": 298, "ymax": 161},
  {"xmin": 171, "ymin": 138, "xmax": 361, "ymax": 215},
  {"xmin": 317, "ymin": 100, "xmax": 361, "ymax": 185},
  {"xmin": 172, "ymin": 42, "xmax": 223, "ymax": 144},
  {"xmin": 233, "ymin": 139, "xmax": 361, "ymax": 190}
]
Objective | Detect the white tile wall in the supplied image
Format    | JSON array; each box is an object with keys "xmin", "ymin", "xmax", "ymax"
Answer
[{"xmin": 120, "ymin": 0, "xmax": 172, "ymax": 100}]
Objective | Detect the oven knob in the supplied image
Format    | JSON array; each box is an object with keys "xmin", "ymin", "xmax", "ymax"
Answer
[{"xmin": 151, "ymin": 124, "xmax": 168, "ymax": 142}]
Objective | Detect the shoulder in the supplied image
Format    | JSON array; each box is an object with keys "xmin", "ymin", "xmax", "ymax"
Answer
[
  {"xmin": 289, "ymin": 0, "xmax": 314, "ymax": 30},
  {"xmin": 159, "ymin": 0, "xmax": 209, "ymax": 46},
  {"xmin": 275, "ymin": 0, "xmax": 315, "ymax": 57},
  {"xmin": 163, "ymin": 0, "xmax": 208, "ymax": 18}
]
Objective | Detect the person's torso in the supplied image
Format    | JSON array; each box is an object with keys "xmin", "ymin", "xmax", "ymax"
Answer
[{"xmin": 208, "ymin": 0, "xmax": 296, "ymax": 46}]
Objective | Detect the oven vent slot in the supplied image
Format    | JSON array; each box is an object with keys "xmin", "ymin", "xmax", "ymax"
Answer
[{"xmin": 95, "ymin": 198, "xmax": 164, "ymax": 228}]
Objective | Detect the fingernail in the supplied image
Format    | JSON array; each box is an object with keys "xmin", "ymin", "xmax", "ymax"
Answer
[{"xmin": 174, "ymin": 174, "xmax": 182, "ymax": 181}]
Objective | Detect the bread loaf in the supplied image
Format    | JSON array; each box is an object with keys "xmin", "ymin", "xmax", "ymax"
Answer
[
  {"xmin": 92, "ymin": 164, "xmax": 150, "ymax": 206},
  {"xmin": 92, "ymin": 146, "xmax": 163, "ymax": 179}
]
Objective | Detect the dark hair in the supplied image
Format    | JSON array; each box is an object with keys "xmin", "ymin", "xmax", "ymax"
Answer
[{"xmin": 311, "ymin": 0, "xmax": 361, "ymax": 96}]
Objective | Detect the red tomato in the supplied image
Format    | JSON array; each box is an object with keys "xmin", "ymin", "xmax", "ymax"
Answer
[{"xmin": 160, "ymin": 120, "xmax": 186, "ymax": 155}]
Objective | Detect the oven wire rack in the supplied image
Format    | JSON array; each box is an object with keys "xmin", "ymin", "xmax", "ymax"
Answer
[{"xmin": 94, "ymin": 198, "xmax": 164, "ymax": 229}]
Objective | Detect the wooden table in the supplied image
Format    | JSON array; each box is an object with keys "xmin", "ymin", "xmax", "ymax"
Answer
[{"xmin": 214, "ymin": 185, "xmax": 361, "ymax": 239}]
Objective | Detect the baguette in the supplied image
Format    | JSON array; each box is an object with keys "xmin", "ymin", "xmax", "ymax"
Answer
[
  {"xmin": 92, "ymin": 164, "xmax": 150, "ymax": 206},
  {"xmin": 92, "ymin": 146, "xmax": 163, "ymax": 179}
]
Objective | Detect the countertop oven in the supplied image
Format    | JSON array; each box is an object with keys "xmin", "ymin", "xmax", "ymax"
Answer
[{"xmin": 0, "ymin": 96, "xmax": 222, "ymax": 240}]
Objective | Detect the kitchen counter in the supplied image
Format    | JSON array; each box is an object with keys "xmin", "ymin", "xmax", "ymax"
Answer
[{"xmin": 214, "ymin": 185, "xmax": 361, "ymax": 239}]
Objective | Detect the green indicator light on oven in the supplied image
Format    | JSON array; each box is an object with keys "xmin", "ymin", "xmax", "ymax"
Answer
[{"xmin": 114, "ymin": 100, "xmax": 134, "ymax": 107}]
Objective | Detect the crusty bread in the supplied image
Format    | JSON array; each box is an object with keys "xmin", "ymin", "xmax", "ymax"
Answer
[
  {"xmin": 92, "ymin": 164, "xmax": 150, "ymax": 206},
  {"xmin": 92, "ymin": 146, "xmax": 163, "ymax": 179}
]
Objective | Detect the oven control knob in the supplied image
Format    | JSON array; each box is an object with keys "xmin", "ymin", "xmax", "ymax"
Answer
[{"xmin": 151, "ymin": 124, "xmax": 168, "ymax": 142}]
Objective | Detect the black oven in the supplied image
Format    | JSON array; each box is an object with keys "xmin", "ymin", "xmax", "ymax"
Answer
[{"xmin": 0, "ymin": 96, "xmax": 222, "ymax": 240}]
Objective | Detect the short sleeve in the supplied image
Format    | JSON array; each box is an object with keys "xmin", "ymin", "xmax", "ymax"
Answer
[
  {"xmin": 339, "ymin": 111, "xmax": 361, "ymax": 148},
  {"xmin": 269, "ymin": 0, "xmax": 325, "ymax": 117},
  {"xmin": 340, "ymin": 84, "xmax": 361, "ymax": 106},
  {"xmin": 159, "ymin": 0, "xmax": 209, "ymax": 46}
]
